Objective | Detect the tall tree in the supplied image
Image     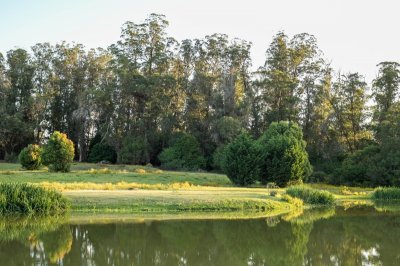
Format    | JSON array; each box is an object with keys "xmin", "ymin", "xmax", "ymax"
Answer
[
  {"xmin": 0, "ymin": 49, "xmax": 35, "ymax": 157},
  {"xmin": 330, "ymin": 73, "xmax": 370, "ymax": 153},
  {"xmin": 372, "ymin": 62, "xmax": 400, "ymax": 123},
  {"xmin": 257, "ymin": 32, "xmax": 323, "ymax": 129}
]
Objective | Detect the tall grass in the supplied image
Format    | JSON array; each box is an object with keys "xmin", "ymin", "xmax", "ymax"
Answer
[
  {"xmin": 286, "ymin": 186, "xmax": 335, "ymax": 205},
  {"xmin": 372, "ymin": 187, "xmax": 400, "ymax": 200},
  {"xmin": 0, "ymin": 183, "xmax": 70, "ymax": 215}
]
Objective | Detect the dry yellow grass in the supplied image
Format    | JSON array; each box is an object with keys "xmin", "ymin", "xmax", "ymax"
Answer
[{"xmin": 37, "ymin": 181, "xmax": 198, "ymax": 191}]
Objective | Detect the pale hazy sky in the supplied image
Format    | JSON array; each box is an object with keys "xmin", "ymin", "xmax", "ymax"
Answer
[{"xmin": 1, "ymin": 0, "xmax": 400, "ymax": 83}]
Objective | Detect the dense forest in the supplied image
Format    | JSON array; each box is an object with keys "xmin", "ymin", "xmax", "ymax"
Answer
[{"xmin": 1, "ymin": 14, "xmax": 399, "ymax": 186}]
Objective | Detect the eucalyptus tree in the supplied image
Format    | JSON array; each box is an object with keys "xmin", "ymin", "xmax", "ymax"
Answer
[
  {"xmin": 50, "ymin": 42, "xmax": 88, "ymax": 159},
  {"xmin": 31, "ymin": 43, "xmax": 54, "ymax": 143},
  {"xmin": 257, "ymin": 32, "xmax": 324, "ymax": 130},
  {"xmin": 0, "ymin": 49, "xmax": 35, "ymax": 157},
  {"xmin": 372, "ymin": 62, "xmax": 400, "ymax": 124},
  {"xmin": 330, "ymin": 73, "xmax": 370, "ymax": 153},
  {"xmin": 110, "ymin": 13, "xmax": 180, "ymax": 163}
]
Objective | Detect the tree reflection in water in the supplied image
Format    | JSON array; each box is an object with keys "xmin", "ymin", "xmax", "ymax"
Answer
[{"xmin": 0, "ymin": 206, "xmax": 400, "ymax": 265}]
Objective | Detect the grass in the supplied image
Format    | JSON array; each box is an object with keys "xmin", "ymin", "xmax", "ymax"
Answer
[
  {"xmin": 286, "ymin": 185, "xmax": 335, "ymax": 205},
  {"xmin": 372, "ymin": 187, "xmax": 400, "ymax": 200},
  {"xmin": 0, "ymin": 162, "xmax": 231, "ymax": 187},
  {"xmin": 0, "ymin": 183, "xmax": 70, "ymax": 215},
  {"xmin": 65, "ymin": 188, "xmax": 294, "ymax": 213},
  {"xmin": 38, "ymin": 181, "xmax": 198, "ymax": 191}
]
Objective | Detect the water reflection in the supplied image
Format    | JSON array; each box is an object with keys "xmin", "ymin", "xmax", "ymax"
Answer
[{"xmin": 0, "ymin": 206, "xmax": 400, "ymax": 265}]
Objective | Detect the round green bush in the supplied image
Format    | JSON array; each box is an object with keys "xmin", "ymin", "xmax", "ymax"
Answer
[
  {"xmin": 42, "ymin": 131, "xmax": 75, "ymax": 172},
  {"xmin": 18, "ymin": 144, "xmax": 42, "ymax": 170},
  {"xmin": 258, "ymin": 122, "xmax": 312, "ymax": 187},
  {"xmin": 222, "ymin": 133, "xmax": 260, "ymax": 186},
  {"xmin": 159, "ymin": 133, "xmax": 205, "ymax": 170}
]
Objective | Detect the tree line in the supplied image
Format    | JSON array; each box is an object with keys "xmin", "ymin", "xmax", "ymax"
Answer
[{"xmin": 1, "ymin": 14, "xmax": 399, "ymax": 186}]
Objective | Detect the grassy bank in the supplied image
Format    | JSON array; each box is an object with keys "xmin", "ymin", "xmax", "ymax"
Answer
[{"xmin": 0, "ymin": 162, "xmax": 387, "ymax": 216}]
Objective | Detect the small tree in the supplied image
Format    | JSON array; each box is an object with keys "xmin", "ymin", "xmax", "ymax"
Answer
[
  {"xmin": 88, "ymin": 143, "xmax": 117, "ymax": 163},
  {"xmin": 222, "ymin": 133, "xmax": 260, "ymax": 186},
  {"xmin": 42, "ymin": 131, "xmax": 75, "ymax": 172},
  {"xmin": 18, "ymin": 144, "xmax": 42, "ymax": 170},
  {"xmin": 258, "ymin": 122, "xmax": 312, "ymax": 187},
  {"xmin": 159, "ymin": 133, "xmax": 205, "ymax": 170}
]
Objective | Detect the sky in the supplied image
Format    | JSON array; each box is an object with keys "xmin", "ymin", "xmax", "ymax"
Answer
[{"xmin": 1, "ymin": 0, "xmax": 400, "ymax": 83}]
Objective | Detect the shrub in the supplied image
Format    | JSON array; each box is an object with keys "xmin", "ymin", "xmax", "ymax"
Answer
[
  {"xmin": 222, "ymin": 133, "xmax": 260, "ymax": 186},
  {"xmin": 0, "ymin": 183, "xmax": 70, "ymax": 215},
  {"xmin": 18, "ymin": 144, "xmax": 42, "ymax": 170},
  {"xmin": 42, "ymin": 131, "xmax": 75, "ymax": 172},
  {"xmin": 286, "ymin": 186, "xmax": 335, "ymax": 205},
  {"xmin": 88, "ymin": 143, "xmax": 117, "ymax": 163},
  {"xmin": 159, "ymin": 133, "xmax": 206, "ymax": 170},
  {"xmin": 119, "ymin": 135, "xmax": 151, "ymax": 165},
  {"xmin": 258, "ymin": 121, "xmax": 312, "ymax": 187},
  {"xmin": 372, "ymin": 187, "xmax": 400, "ymax": 200}
]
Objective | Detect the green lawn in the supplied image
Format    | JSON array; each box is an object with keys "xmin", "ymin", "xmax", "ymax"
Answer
[
  {"xmin": 0, "ymin": 162, "xmax": 231, "ymax": 186},
  {"xmin": 66, "ymin": 188, "xmax": 293, "ymax": 214}
]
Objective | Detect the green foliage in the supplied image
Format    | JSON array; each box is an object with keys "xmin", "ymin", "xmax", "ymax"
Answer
[
  {"xmin": 159, "ymin": 133, "xmax": 205, "ymax": 170},
  {"xmin": 372, "ymin": 187, "xmax": 400, "ymax": 200},
  {"xmin": 258, "ymin": 122, "xmax": 312, "ymax": 187},
  {"xmin": 119, "ymin": 135, "xmax": 151, "ymax": 165},
  {"xmin": 0, "ymin": 183, "xmax": 70, "ymax": 215},
  {"xmin": 340, "ymin": 145, "xmax": 383, "ymax": 186},
  {"xmin": 222, "ymin": 133, "xmax": 260, "ymax": 186},
  {"xmin": 42, "ymin": 131, "xmax": 75, "ymax": 172},
  {"xmin": 88, "ymin": 143, "xmax": 117, "ymax": 163},
  {"xmin": 306, "ymin": 171, "xmax": 330, "ymax": 183},
  {"xmin": 213, "ymin": 116, "xmax": 243, "ymax": 145},
  {"xmin": 212, "ymin": 145, "xmax": 227, "ymax": 171},
  {"xmin": 340, "ymin": 103, "xmax": 400, "ymax": 187},
  {"xmin": 18, "ymin": 144, "xmax": 42, "ymax": 170},
  {"xmin": 286, "ymin": 186, "xmax": 335, "ymax": 205}
]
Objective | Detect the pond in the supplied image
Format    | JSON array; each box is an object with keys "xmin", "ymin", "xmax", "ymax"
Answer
[{"xmin": 1, "ymin": 205, "xmax": 399, "ymax": 265}]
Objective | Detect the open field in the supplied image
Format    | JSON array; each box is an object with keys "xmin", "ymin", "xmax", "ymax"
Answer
[
  {"xmin": 0, "ymin": 162, "xmax": 380, "ymax": 215},
  {"xmin": 65, "ymin": 188, "xmax": 294, "ymax": 213}
]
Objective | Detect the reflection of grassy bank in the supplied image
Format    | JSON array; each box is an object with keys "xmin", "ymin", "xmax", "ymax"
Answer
[
  {"xmin": 0, "ymin": 215, "xmax": 66, "ymax": 242},
  {"xmin": 0, "ymin": 215, "xmax": 73, "ymax": 264}
]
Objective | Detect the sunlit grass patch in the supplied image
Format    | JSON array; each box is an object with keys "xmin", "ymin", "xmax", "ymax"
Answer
[
  {"xmin": 286, "ymin": 186, "xmax": 335, "ymax": 205},
  {"xmin": 37, "ymin": 181, "xmax": 199, "ymax": 191},
  {"xmin": 281, "ymin": 194, "xmax": 304, "ymax": 208}
]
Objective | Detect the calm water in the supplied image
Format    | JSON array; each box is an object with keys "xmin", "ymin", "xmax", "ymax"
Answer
[{"xmin": 1, "ymin": 206, "xmax": 400, "ymax": 265}]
